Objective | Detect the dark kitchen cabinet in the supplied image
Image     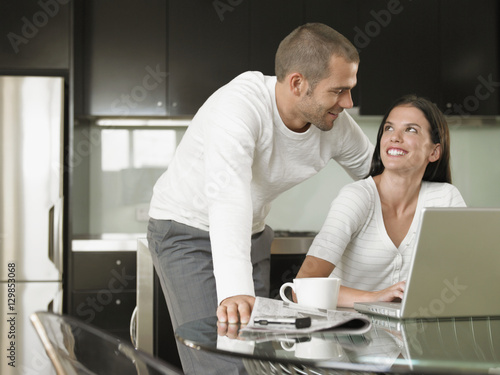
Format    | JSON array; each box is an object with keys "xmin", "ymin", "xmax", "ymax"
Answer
[
  {"xmin": 73, "ymin": 1, "xmax": 366, "ymax": 116},
  {"xmin": 439, "ymin": 0, "xmax": 499, "ymax": 116},
  {"xmin": 169, "ymin": 0, "xmax": 358, "ymax": 115},
  {"xmin": 270, "ymin": 253, "xmax": 307, "ymax": 298},
  {"xmin": 167, "ymin": 0, "xmax": 251, "ymax": 116},
  {"xmin": 168, "ymin": 0, "xmax": 311, "ymax": 115},
  {"xmin": 247, "ymin": 0, "xmax": 360, "ymax": 79},
  {"xmin": 71, "ymin": 290, "xmax": 136, "ymax": 335},
  {"xmin": 249, "ymin": 1, "xmax": 303, "ymax": 77},
  {"xmin": 74, "ymin": 0, "xmax": 167, "ymax": 116},
  {"xmin": 357, "ymin": 0, "xmax": 499, "ymax": 115},
  {"xmin": 73, "ymin": 0, "xmax": 498, "ymax": 117},
  {"xmin": 357, "ymin": 0, "xmax": 441, "ymax": 115},
  {"xmin": 0, "ymin": 0, "xmax": 71, "ymax": 71},
  {"xmin": 69, "ymin": 251, "xmax": 137, "ymax": 340}
]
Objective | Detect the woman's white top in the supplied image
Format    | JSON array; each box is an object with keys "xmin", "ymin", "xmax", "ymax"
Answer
[{"xmin": 308, "ymin": 176, "xmax": 467, "ymax": 291}]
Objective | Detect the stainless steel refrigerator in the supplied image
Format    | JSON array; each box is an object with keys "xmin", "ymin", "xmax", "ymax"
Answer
[{"xmin": 1, "ymin": 76, "xmax": 65, "ymax": 375}]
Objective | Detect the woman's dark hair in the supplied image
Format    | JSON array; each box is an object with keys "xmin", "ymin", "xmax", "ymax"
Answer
[{"xmin": 367, "ymin": 95, "xmax": 452, "ymax": 183}]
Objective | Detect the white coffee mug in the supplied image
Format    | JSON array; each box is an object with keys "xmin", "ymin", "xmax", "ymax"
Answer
[{"xmin": 279, "ymin": 277, "xmax": 340, "ymax": 310}]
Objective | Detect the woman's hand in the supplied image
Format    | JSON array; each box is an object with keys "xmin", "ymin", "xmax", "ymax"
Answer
[
  {"xmin": 371, "ymin": 281, "xmax": 406, "ymax": 302},
  {"xmin": 338, "ymin": 281, "xmax": 406, "ymax": 308}
]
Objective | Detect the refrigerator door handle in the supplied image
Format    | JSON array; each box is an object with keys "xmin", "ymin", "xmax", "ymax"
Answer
[
  {"xmin": 48, "ymin": 197, "xmax": 64, "ymax": 273},
  {"xmin": 48, "ymin": 206, "xmax": 55, "ymax": 263}
]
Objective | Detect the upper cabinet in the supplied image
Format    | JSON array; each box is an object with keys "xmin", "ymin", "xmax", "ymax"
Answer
[
  {"xmin": 74, "ymin": 0, "xmax": 499, "ymax": 117},
  {"xmin": 357, "ymin": 0, "xmax": 440, "ymax": 115},
  {"xmin": 439, "ymin": 0, "xmax": 499, "ymax": 116},
  {"xmin": 168, "ymin": 0, "xmax": 305, "ymax": 116},
  {"xmin": 249, "ymin": 1, "xmax": 304, "ymax": 76},
  {"xmin": 358, "ymin": 0, "xmax": 499, "ymax": 115},
  {"xmin": 0, "ymin": 0, "xmax": 71, "ymax": 71},
  {"xmin": 74, "ymin": 0, "xmax": 167, "ymax": 117},
  {"xmin": 167, "ymin": 1, "xmax": 250, "ymax": 116},
  {"xmin": 168, "ymin": 0, "xmax": 360, "ymax": 115}
]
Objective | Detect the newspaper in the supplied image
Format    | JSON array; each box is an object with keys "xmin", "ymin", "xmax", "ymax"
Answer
[{"xmin": 240, "ymin": 297, "xmax": 371, "ymax": 335}]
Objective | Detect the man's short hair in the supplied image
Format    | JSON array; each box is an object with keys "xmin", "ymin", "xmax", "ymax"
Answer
[{"xmin": 275, "ymin": 23, "xmax": 359, "ymax": 88}]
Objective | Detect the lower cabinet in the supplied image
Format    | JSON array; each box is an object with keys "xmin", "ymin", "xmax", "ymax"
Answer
[
  {"xmin": 69, "ymin": 251, "xmax": 137, "ymax": 341},
  {"xmin": 71, "ymin": 290, "xmax": 136, "ymax": 338},
  {"xmin": 270, "ymin": 254, "xmax": 307, "ymax": 299}
]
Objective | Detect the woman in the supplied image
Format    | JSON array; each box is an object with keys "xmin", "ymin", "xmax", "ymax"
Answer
[{"xmin": 296, "ymin": 95, "xmax": 466, "ymax": 308}]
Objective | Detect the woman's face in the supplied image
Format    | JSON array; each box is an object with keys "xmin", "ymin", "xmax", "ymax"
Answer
[{"xmin": 379, "ymin": 105, "xmax": 441, "ymax": 177}]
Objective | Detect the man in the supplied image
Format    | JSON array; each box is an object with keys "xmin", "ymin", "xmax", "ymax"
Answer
[{"xmin": 147, "ymin": 23, "xmax": 374, "ymax": 374}]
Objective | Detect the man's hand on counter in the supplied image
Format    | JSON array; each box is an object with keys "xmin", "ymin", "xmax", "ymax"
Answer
[
  {"xmin": 217, "ymin": 295, "xmax": 255, "ymax": 324},
  {"xmin": 217, "ymin": 321, "xmax": 240, "ymax": 340}
]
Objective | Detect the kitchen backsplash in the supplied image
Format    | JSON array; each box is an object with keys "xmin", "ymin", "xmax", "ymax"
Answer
[{"xmin": 72, "ymin": 115, "xmax": 500, "ymax": 235}]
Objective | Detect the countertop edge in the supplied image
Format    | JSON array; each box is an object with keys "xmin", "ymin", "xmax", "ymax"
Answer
[{"xmin": 72, "ymin": 235, "xmax": 312, "ymax": 254}]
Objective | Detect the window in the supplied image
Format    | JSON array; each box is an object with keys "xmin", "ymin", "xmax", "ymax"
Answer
[{"xmin": 101, "ymin": 129, "xmax": 177, "ymax": 171}]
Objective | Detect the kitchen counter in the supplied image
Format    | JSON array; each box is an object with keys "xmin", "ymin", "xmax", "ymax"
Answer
[
  {"xmin": 73, "ymin": 232, "xmax": 315, "ymax": 254},
  {"xmin": 72, "ymin": 233, "xmax": 146, "ymax": 251},
  {"xmin": 270, "ymin": 235, "xmax": 314, "ymax": 254}
]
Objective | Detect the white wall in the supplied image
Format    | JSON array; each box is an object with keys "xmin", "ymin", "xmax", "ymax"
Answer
[
  {"xmin": 73, "ymin": 117, "xmax": 500, "ymax": 235},
  {"xmin": 267, "ymin": 116, "xmax": 500, "ymax": 231}
]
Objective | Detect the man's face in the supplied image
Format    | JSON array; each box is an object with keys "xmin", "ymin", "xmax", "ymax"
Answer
[{"xmin": 297, "ymin": 56, "xmax": 358, "ymax": 131}]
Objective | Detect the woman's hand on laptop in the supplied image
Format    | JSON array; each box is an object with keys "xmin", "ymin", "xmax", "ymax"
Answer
[
  {"xmin": 372, "ymin": 281, "xmax": 406, "ymax": 303},
  {"xmin": 338, "ymin": 281, "xmax": 406, "ymax": 307}
]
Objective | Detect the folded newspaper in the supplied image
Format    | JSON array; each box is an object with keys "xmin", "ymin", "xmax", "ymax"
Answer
[{"xmin": 240, "ymin": 297, "xmax": 371, "ymax": 335}]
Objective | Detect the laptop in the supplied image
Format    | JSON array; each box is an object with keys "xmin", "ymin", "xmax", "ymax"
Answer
[{"xmin": 354, "ymin": 207, "xmax": 500, "ymax": 319}]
